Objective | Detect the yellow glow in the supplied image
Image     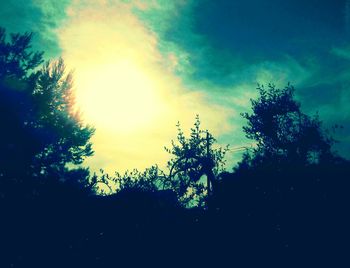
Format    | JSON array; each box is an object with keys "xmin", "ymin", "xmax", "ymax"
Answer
[
  {"xmin": 76, "ymin": 60, "xmax": 162, "ymax": 132},
  {"xmin": 58, "ymin": 0, "xmax": 234, "ymax": 173}
]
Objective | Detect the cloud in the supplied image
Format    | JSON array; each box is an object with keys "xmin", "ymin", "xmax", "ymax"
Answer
[
  {"xmin": 135, "ymin": 0, "xmax": 350, "ymax": 162},
  {"xmin": 57, "ymin": 0, "xmax": 234, "ymax": 173},
  {"xmin": 0, "ymin": 0, "xmax": 70, "ymax": 58},
  {"xmin": 135, "ymin": 0, "xmax": 347, "ymax": 84},
  {"xmin": 2, "ymin": 0, "xmax": 349, "ymax": 169}
]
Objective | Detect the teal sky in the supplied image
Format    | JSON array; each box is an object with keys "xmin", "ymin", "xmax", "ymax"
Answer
[{"xmin": 1, "ymin": 0, "xmax": 349, "ymax": 173}]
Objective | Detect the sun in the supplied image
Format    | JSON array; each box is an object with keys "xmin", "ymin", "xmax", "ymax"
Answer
[{"xmin": 75, "ymin": 60, "xmax": 163, "ymax": 132}]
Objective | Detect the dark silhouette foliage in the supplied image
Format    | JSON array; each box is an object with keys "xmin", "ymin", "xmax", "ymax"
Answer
[
  {"xmin": 0, "ymin": 27, "xmax": 43, "ymax": 80},
  {"xmin": 0, "ymin": 28, "xmax": 94, "ymax": 197},
  {"xmin": 89, "ymin": 116, "xmax": 228, "ymax": 208},
  {"xmin": 30, "ymin": 59, "xmax": 94, "ymax": 178},
  {"xmin": 210, "ymin": 83, "xmax": 350, "ymax": 266},
  {"xmin": 163, "ymin": 115, "xmax": 228, "ymax": 207},
  {"xmin": 240, "ymin": 83, "xmax": 335, "ymax": 167},
  {"xmin": 1, "ymin": 26, "xmax": 349, "ymax": 267}
]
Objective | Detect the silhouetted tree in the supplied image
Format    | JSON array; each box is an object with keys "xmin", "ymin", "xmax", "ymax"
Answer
[
  {"xmin": 164, "ymin": 115, "xmax": 228, "ymax": 207},
  {"xmin": 1, "ymin": 28, "xmax": 43, "ymax": 181},
  {"xmin": 0, "ymin": 27, "xmax": 43, "ymax": 80},
  {"xmin": 240, "ymin": 83, "xmax": 334, "ymax": 167},
  {"xmin": 0, "ymin": 27, "xmax": 94, "ymax": 196},
  {"xmin": 209, "ymin": 84, "xmax": 350, "ymax": 267},
  {"xmin": 30, "ymin": 59, "xmax": 94, "ymax": 180}
]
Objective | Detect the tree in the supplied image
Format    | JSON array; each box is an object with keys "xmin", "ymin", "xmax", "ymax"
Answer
[
  {"xmin": 164, "ymin": 115, "xmax": 228, "ymax": 207},
  {"xmin": 240, "ymin": 83, "xmax": 334, "ymax": 167},
  {"xmin": 0, "ymin": 27, "xmax": 94, "ymax": 195},
  {"xmin": 0, "ymin": 27, "xmax": 43, "ymax": 80},
  {"xmin": 90, "ymin": 116, "xmax": 229, "ymax": 207},
  {"xmin": 0, "ymin": 27, "xmax": 43, "ymax": 181},
  {"xmin": 30, "ymin": 59, "xmax": 94, "ymax": 180}
]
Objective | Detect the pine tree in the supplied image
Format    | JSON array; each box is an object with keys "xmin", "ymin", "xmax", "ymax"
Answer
[{"xmin": 0, "ymin": 27, "xmax": 94, "ymax": 195}]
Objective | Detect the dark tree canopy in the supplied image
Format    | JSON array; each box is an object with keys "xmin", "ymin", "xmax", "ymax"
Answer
[
  {"xmin": 0, "ymin": 27, "xmax": 43, "ymax": 80},
  {"xmin": 163, "ymin": 116, "xmax": 228, "ymax": 207},
  {"xmin": 31, "ymin": 59, "xmax": 94, "ymax": 178},
  {"xmin": 240, "ymin": 84, "xmax": 335, "ymax": 167},
  {"xmin": 0, "ymin": 26, "xmax": 349, "ymax": 268},
  {"xmin": 89, "ymin": 116, "xmax": 228, "ymax": 208},
  {"xmin": 0, "ymin": 28, "xmax": 94, "ymax": 195}
]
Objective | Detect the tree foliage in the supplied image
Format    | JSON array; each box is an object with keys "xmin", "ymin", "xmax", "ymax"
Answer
[
  {"xmin": 90, "ymin": 116, "xmax": 228, "ymax": 207},
  {"xmin": 31, "ymin": 59, "xmax": 95, "ymax": 179},
  {"xmin": 89, "ymin": 166, "xmax": 163, "ymax": 196},
  {"xmin": 0, "ymin": 27, "xmax": 94, "ymax": 195},
  {"xmin": 164, "ymin": 115, "xmax": 229, "ymax": 207},
  {"xmin": 240, "ymin": 84, "xmax": 335, "ymax": 167},
  {"xmin": 0, "ymin": 27, "xmax": 43, "ymax": 80}
]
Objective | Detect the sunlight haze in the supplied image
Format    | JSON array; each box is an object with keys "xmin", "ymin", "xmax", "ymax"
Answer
[
  {"xmin": 57, "ymin": 0, "xmax": 233, "ymax": 173},
  {"xmin": 6, "ymin": 0, "xmax": 346, "ymax": 173}
]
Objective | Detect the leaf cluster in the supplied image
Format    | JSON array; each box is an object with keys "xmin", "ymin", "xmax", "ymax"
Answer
[
  {"xmin": 164, "ymin": 115, "xmax": 229, "ymax": 207},
  {"xmin": 0, "ymin": 27, "xmax": 94, "ymax": 191},
  {"xmin": 240, "ymin": 83, "xmax": 335, "ymax": 167}
]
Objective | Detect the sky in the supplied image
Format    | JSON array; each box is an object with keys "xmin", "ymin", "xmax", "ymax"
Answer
[{"xmin": 1, "ymin": 0, "xmax": 349, "ymax": 174}]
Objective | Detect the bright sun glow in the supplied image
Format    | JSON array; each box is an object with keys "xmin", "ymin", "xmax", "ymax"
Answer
[
  {"xmin": 76, "ymin": 60, "xmax": 162, "ymax": 132},
  {"xmin": 58, "ymin": 0, "xmax": 232, "ymax": 173}
]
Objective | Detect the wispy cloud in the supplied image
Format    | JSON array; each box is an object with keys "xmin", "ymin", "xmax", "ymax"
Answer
[
  {"xmin": 56, "ymin": 0, "xmax": 234, "ymax": 173},
  {"xmin": 1, "ymin": 0, "xmax": 349, "ymax": 171}
]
